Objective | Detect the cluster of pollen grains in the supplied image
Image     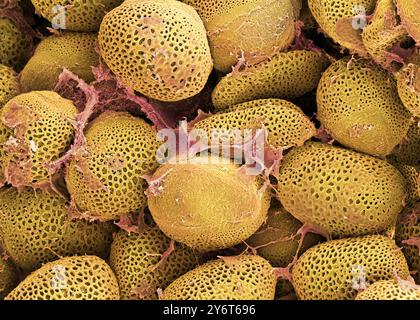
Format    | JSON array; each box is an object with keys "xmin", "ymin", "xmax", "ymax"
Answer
[
  {"xmin": 98, "ymin": 0, "xmax": 213, "ymax": 102},
  {"xmin": 292, "ymin": 235, "xmax": 410, "ymax": 300},
  {"xmin": 163, "ymin": 255, "xmax": 276, "ymax": 300},
  {"xmin": 5, "ymin": 256, "xmax": 120, "ymax": 300}
]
